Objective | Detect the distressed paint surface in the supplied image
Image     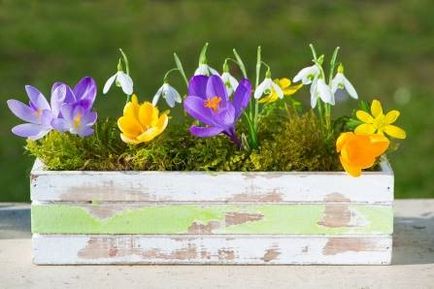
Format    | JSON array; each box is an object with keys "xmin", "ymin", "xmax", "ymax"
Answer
[
  {"xmin": 30, "ymin": 159, "xmax": 394, "ymax": 203},
  {"xmin": 31, "ymin": 203, "xmax": 393, "ymax": 235},
  {"xmin": 32, "ymin": 234, "xmax": 392, "ymax": 265}
]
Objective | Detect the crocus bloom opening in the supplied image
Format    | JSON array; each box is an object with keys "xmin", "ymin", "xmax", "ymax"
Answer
[
  {"xmin": 194, "ymin": 64, "xmax": 219, "ymax": 76},
  {"xmin": 254, "ymin": 77, "xmax": 283, "ymax": 100},
  {"xmin": 103, "ymin": 71, "xmax": 133, "ymax": 95},
  {"xmin": 355, "ymin": 99, "xmax": 406, "ymax": 139},
  {"xmin": 117, "ymin": 94, "xmax": 168, "ymax": 144},
  {"xmin": 152, "ymin": 83, "xmax": 182, "ymax": 108},
  {"xmin": 183, "ymin": 75, "xmax": 252, "ymax": 147},
  {"xmin": 258, "ymin": 78, "xmax": 302, "ymax": 104},
  {"xmin": 7, "ymin": 85, "xmax": 58, "ymax": 140},
  {"xmin": 221, "ymin": 71, "xmax": 239, "ymax": 95},
  {"xmin": 336, "ymin": 132, "xmax": 390, "ymax": 177}
]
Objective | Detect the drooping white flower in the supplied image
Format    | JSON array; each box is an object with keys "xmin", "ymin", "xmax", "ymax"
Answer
[
  {"xmin": 331, "ymin": 70, "xmax": 358, "ymax": 101},
  {"xmin": 152, "ymin": 83, "xmax": 182, "ymax": 108},
  {"xmin": 103, "ymin": 71, "xmax": 133, "ymax": 95},
  {"xmin": 293, "ymin": 64, "xmax": 321, "ymax": 85},
  {"xmin": 310, "ymin": 78, "xmax": 334, "ymax": 108},
  {"xmin": 194, "ymin": 64, "xmax": 220, "ymax": 76},
  {"xmin": 221, "ymin": 72, "xmax": 239, "ymax": 95},
  {"xmin": 254, "ymin": 78, "xmax": 283, "ymax": 100}
]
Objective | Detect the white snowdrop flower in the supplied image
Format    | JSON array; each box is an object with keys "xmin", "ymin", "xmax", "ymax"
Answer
[
  {"xmin": 254, "ymin": 77, "xmax": 283, "ymax": 100},
  {"xmin": 152, "ymin": 83, "xmax": 182, "ymax": 108},
  {"xmin": 331, "ymin": 65, "xmax": 358, "ymax": 100},
  {"xmin": 194, "ymin": 64, "xmax": 220, "ymax": 76},
  {"xmin": 103, "ymin": 71, "xmax": 133, "ymax": 95},
  {"xmin": 293, "ymin": 64, "xmax": 320, "ymax": 85},
  {"xmin": 221, "ymin": 71, "xmax": 239, "ymax": 95},
  {"xmin": 310, "ymin": 78, "xmax": 334, "ymax": 108}
]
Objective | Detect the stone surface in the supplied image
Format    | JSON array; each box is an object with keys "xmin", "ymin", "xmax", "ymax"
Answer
[{"xmin": 1, "ymin": 200, "xmax": 434, "ymax": 289}]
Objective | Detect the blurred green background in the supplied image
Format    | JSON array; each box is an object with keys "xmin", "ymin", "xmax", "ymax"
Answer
[{"xmin": 0, "ymin": 0, "xmax": 433, "ymax": 201}]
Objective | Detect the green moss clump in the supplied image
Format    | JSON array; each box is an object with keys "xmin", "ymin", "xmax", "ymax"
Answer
[{"xmin": 26, "ymin": 110, "xmax": 342, "ymax": 172}]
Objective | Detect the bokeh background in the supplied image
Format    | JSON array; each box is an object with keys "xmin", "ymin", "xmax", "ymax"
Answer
[{"xmin": 0, "ymin": 0, "xmax": 433, "ymax": 201}]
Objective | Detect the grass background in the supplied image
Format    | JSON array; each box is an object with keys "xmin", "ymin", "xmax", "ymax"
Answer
[{"xmin": 0, "ymin": 0, "xmax": 433, "ymax": 201}]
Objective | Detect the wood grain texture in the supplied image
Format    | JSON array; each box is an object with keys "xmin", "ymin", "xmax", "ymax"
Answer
[
  {"xmin": 30, "ymin": 160, "xmax": 394, "ymax": 203},
  {"xmin": 32, "ymin": 234, "xmax": 392, "ymax": 265},
  {"xmin": 31, "ymin": 203, "xmax": 393, "ymax": 235}
]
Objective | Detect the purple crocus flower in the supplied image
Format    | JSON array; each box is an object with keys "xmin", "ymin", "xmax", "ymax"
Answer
[
  {"xmin": 7, "ymin": 76, "xmax": 98, "ymax": 139},
  {"xmin": 183, "ymin": 75, "xmax": 252, "ymax": 147},
  {"xmin": 51, "ymin": 77, "xmax": 98, "ymax": 137},
  {"xmin": 7, "ymin": 84, "xmax": 64, "ymax": 140}
]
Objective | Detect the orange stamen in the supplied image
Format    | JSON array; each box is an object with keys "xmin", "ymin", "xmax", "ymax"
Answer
[{"xmin": 204, "ymin": 96, "xmax": 222, "ymax": 112}]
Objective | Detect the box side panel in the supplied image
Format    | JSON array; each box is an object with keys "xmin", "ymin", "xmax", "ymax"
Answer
[
  {"xmin": 31, "ymin": 203, "xmax": 393, "ymax": 235},
  {"xmin": 31, "ymin": 171, "xmax": 394, "ymax": 203},
  {"xmin": 32, "ymin": 234, "xmax": 392, "ymax": 265}
]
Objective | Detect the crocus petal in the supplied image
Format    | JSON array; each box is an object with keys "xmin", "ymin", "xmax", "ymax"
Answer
[
  {"xmin": 25, "ymin": 85, "xmax": 50, "ymax": 111},
  {"xmin": 340, "ymin": 155, "xmax": 362, "ymax": 177},
  {"xmin": 215, "ymin": 103, "xmax": 236, "ymax": 128},
  {"xmin": 7, "ymin": 100, "xmax": 38, "ymax": 123},
  {"xmin": 50, "ymin": 84, "xmax": 67, "ymax": 117},
  {"xmin": 183, "ymin": 95, "xmax": 216, "ymax": 126},
  {"xmin": 232, "ymin": 78, "xmax": 252, "ymax": 119},
  {"xmin": 254, "ymin": 78, "xmax": 271, "ymax": 99},
  {"xmin": 138, "ymin": 102, "xmax": 158, "ymax": 128},
  {"xmin": 356, "ymin": 111, "xmax": 374, "ymax": 123},
  {"xmin": 206, "ymin": 75, "xmax": 228, "ymax": 101},
  {"xmin": 188, "ymin": 75, "xmax": 208, "ymax": 99},
  {"xmin": 11, "ymin": 123, "xmax": 49, "ymax": 140},
  {"xmin": 103, "ymin": 73, "xmax": 117, "ymax": 94},
  {"xmin": 120, "ymin": 133, "xmax": 141, "ymax": 144},
  {"xmin": 60, "ymin": 103, "xmax": 74, "ymax": 122},
  {"xmin": 343, "ymin": 77, "xmax": 358, "ymax": 99},
  {"xmin": 51, "ymin": 118, "xmax": 69, "ymax": 132},
  {"xmin": 152, "ymin": 86, "xmax": 163, "ymax": 106},
  {"xmin": 384, "ymin": 125, "xmax": 407, "ymax": 139},
  {"xmin": 74, "ymin": 76, "xmax": 97, "ymax": 105},
  {"xmin": 190, "ymin": 125, "xmax": 224, "ymax": 137},
  {"xmin": 371, "ymin": 99, "xmax": 383, "ymax": 117},
  {"xmin": 136, "ymin": 128, "xmax": 159, "ymax": 142},
  {"xmin": 77, "ymin": 126, "xmax": 94, "ymax": 137},
  {"xmin": 117, "ymin": 115, "xmax": 143, "ymax": 136},
  {"xmin": 209, "ymin": 66, "xmax": 220, "ymax": 76},
  {"xmin": 384, "ymin": 110, "xmax": 400, "ymax": 124},
  {"xmin": 355, "ymin": 123, "xmax": 376, "ymax": 135},
  {"xmin": 117, "ymin": 72, "xmax": 134, "ymax": 95},
  {"xmin": 81, "ymin": 111, "xmax": 98, "ymax": 126}
]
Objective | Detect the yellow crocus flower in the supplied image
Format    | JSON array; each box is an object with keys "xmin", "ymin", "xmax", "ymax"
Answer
[
  {"xmin": 355, "ymin": 99, "xmax": 406, "ymax": 139},
  {"xmin": 258, "ymin": 78, "xmax": 302, "ymax": 104},
  {"xmin": 117, "ymin": 94, "xmax": 168, "ymax": 144}
]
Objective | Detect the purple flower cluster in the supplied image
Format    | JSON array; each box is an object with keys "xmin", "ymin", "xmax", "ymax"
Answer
[{"xmin": 7, "ymin": 77, "xmax": 98, "ymax": 140}]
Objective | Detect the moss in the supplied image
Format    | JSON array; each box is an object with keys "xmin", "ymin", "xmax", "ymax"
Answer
[{"xmin": 26, "ymin": 110, "xmax": 343, "ymax": 172}]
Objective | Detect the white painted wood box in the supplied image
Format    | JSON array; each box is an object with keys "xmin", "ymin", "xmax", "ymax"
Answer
[{"xmin": 30, "ymin": 159, "xmax": 394, "ymax": 265}]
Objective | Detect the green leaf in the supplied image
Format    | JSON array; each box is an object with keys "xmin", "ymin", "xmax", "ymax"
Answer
[
  {"xmin": 174, "ymin": 53, "xmax": 188, "ymax": 86},
  {"xmin": 232, "ymin": 49, "xmax": 247, "ymax": 78}
]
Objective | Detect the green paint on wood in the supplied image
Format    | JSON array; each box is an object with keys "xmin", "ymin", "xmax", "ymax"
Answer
[{"xmin": 31, "ymin": 204, "xmax": 393, "ymax": 235}]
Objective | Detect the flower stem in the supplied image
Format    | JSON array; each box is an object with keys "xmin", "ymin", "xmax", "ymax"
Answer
[
  {"xmin": 119, "ymin": 48, "xmax": 130, "ymax": 75},
  {"xmin": 173, "ymin": 53, "xmax": 189, "ymax": 87}
]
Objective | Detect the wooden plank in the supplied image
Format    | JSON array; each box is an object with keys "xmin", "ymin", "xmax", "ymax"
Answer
[
  {"xmin": 30, "ymin": 160, "xmax": 394, "ymax": 203},
  {"xmin": 31, "ymin": 203, "xmax": 393, "ymax": 235},
  {"xmin": 32, "ymin": 234, "xmax": 392, "ymax": 265}
]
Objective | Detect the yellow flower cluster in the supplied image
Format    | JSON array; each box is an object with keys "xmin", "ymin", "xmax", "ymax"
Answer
[{"xmin": 337, "ymin": 99, "xmax": 406, "ymax": 177}]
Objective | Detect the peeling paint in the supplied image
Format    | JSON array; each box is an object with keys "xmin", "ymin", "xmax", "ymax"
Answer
[
  {"xmin": 229, "ymin": 191, "xmax": 283, "ymax": 202},
  {"xmin": 225, "ymin": 212, "xmax": 264, "ymax": 226},
  {"xmin": 323, "ymin": 193, "xmax": 351, "ymax": 203},
  {"xmin": 317, "ymin": 203, "xmax": 353, "ymax": 228},
  {"xmin": 218, "ymin": 248, "xmax": 236, "ymax": 260},
  {"xmin": 187, "ymin": 221, "xmax": 220, "ymax": 234},
  {"xmin": 322, "ymin": 238, "xmax": 377, "ymax": 255},
  {"xmin": 261, "ymin": 247, "xmax": 281, "ymax": 262}
]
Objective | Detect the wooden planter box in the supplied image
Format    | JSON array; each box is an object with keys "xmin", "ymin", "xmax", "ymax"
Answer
[{"xmin": 31, "ymin": 159, "xmax": 394, "ymax": 265}]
